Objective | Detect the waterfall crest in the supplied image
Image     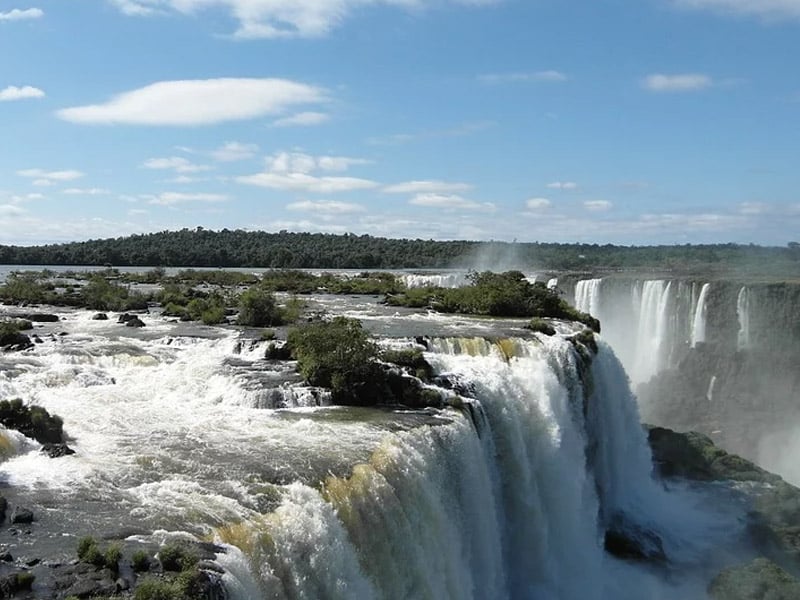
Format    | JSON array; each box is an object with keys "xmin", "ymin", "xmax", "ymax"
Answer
[{"xmin": 691, "ymin": 283, "xmax": 711, "ymax": 347}]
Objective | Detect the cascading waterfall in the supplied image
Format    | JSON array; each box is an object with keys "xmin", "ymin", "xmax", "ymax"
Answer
[
  {"xmin": 737, "ymin": 286, "xmax": 750, "ymax": 350},
  {"xmin": 630, "ymin": 280, "xmax": 673, "ymax": 385},
  {"xmin": 575, "ymin": 278, "xmax": 602, "ymax": 317},
  {"xmin": 222, "ymin": 335, "xmax": 736, "ymax": 599},
  {"xmin": 691, "ymin": 283, "xmax": 711, "ymax": 347}
]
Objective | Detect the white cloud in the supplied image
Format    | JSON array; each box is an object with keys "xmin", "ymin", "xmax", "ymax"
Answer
[
  {"xmin": 738, "ymin": 201, "xmax": 769, "ymax": 215},
  {"xmin": 383, "ymin": 180, "xmax": 473, "ymax": 194},
  {"xmin": 584, "ymin": 200, "xmax": 613, "ymax": 211},
  {"xmin": 0, "ymin": 204, "xmax": 26, "ymax": 217},
  {"xmin": 239, "ymin": 150, "xmax": 377, "ymax": 193},
  {"xmin": 142, "ymin": 156, "xmax": 212, "ymax": 173},
  {"xmin": 147, "ymin": 192, "xmax": 229, "ymax": 206},
  {"xmin": 0, "ymin": 85, "xmax": 45, "ymax": 101},
  {"xmin": 272, "ymin": 111, "xmax": 330, "ymax": 127},
  {"xmin": 211, "ymin": 141, "xmax": 259, "ymax": 162},
  {"xmin": 409, "ymin": 193, "xmax": 495, "ymax": 211},
  {"xmin": 109, "ymin": 0, "xmax": 502, "ymax": 39},
  {"xmin": 546, "ymin": 181, "xmax": 578, "ymax": 190},
  {"xmin": 238, "ymin": 172, "xmax": 378, "ymax": 193},
  {"xmin": 478, "ymin": 70, "xmax": 568, "ymax": 84},
  {"xmin": 672, "ymin": 0, "xmax": 800, "ymax": 21},
  {"xmin": 62, "ymin": 188, "xmax": 110, "ymax": 195},
  {"xmin": 18, "ymin": 168, "xmax": 85, "ymax": 185},
  {"xmin": 286, "ymin": 200, "xmax": 365, "ymax": 214},
  {"xmin": 642, "ymin": 73, "xmax": 713, "ymax": 92},
  {"xmin": 526, "ymin": 197, "xmax": 552, "ymax": 210},
  {"xmin": 0, "ymin": 8, "xmax": 43, "ymax": 21},
  {"xmin": 57, "ymin": 78, "xmax": 327, "ymax": 126}
]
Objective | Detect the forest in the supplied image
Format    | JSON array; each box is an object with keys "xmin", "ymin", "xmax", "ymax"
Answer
[{"xmin": 1, "ymin": 228, "xmax": 798, "ymax": 274}]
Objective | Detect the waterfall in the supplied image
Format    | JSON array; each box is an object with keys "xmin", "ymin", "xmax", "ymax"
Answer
[
  {"xmin": 219, "ymin": 335, "xmax": 733, "ymax": 599},
  {"xmin": 690, "ymin": 283, "xmax": 710, "ymax": 347},
  {"xmin": 630, "ymin": 280, "xmax": 673, "ymax": 385},
  {"xmin": 575, "ymin": 278, "xmax": 602, "ymax": 316},
  {"xmin": 546, "ymin": 277, "xmax": 558, "ymax": 290},
  {"xmin": 737, "ymin": 286, "xmax": 750, "ymax": 350}
]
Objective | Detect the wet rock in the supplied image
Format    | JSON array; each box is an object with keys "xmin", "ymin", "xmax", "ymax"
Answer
[
  {"xmin": 0, "ymin": 331, "xmax": 33, "ymax": 352},
  {"xmin": 647, "ymin": 425, "xmax": 780, "ymax": 483},
  {"xmin": 52, "ymin": 562, "xmax": 118, "ymax": 599},
  {"xmin": 10, "ymin": 507, "xmax": 33, "ymax": 524},
  {"xmin": 0, "ymin": 551, "xmax": 11, "ymax": 563},
  {"xmin": 92, "ymin": 312, "xmax": 109, "ymax": 320},
  {"xmin": 117, "ymin": 313, "xmax": 135, "ymax": 324},
  {"xmin": 709, "ymin": 558, "xmax": 800, "ymax": 599},
  {"xmin": 32, "ymin": 334, "xmax": 43, "ymax": 343},
  {"xmin": 125, "ymin": 316, "xmax": 146, "ymax": 328},
  {"xmin": 41, "ymin": 442, "xmax": 75, "ymax": 458},
  {"xmin": 604, "ymin": 514, "xmax": 666, "ymax": 562},
  {"xmin": 0, "ymin": 571, "xmax": 34, "ymax": 597},
  {"xmin": 0, "ymin": 497, "xmax": 6, "ymax": 522}
]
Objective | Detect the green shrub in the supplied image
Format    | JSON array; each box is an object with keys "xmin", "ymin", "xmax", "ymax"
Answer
[
  {"xmin": 158, "ymin": 543, "xmax": 198, "ymax": 572},
  {"xmin": 104, "ymin": 542, "xmax": 123, "ymax": 572},
  {"xmin": 134, "ymin": 577, "xmax": 181, "ymax": 600},
  {"xmin": 260, "ymin": 329, "xmax": 276, "ymax": 341},
  {"xmin": 526, "ymin": 318, "xmax": 556, "ymax": 336},
  {"xmin": 200, "ymin": 306, "xmax": 226, "ymax": 325},
  {"xmin": 15, "ymin": 572, "xmax": 34, "ymax": 590},
  {"xmin": 77, "ymin": 536, "xmax": 104, "ymax": 566},
  {"xmin": 132, "ymin": 549, "xmax": 151, "ymax": 572},
  {"xmin": 237, "ymin": 287, "xmax": 283, "ymax": 327}
]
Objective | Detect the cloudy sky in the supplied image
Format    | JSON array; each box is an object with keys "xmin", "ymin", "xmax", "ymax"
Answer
[{"xmin": 1, "ymin": 0, "xmax": 798, "ymax": 245}]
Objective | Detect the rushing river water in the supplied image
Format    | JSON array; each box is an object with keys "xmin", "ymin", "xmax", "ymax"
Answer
[{"xmin": 0, "ymin": 269, "xmax": 770, "ymax": 598}]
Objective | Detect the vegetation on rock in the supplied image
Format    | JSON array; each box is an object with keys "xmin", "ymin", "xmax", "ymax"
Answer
[
  {"xmin": 0, "ymin": 398, "xmax": 64, "ymax": 444},
  {"xmin": 386, "ymin": 271, "xmax": 600, "ymax": 331}
]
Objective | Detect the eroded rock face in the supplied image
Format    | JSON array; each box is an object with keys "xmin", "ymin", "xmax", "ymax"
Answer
[
  {"xmin": 709, "ymin": 558, "xmax": 800, "ymax": 600},
  {"xmin": 604, "ymin": 513, "xmax": 666, "ymax": 562}
]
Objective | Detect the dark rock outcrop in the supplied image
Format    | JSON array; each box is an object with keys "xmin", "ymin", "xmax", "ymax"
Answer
[
  {"xmin": 41, "ymin": 442, "xmax": 75, "ymax": 458},
  {"xmin": 604, "ymin": 513, "xmax": 666, "ymax": 562},
  {"xmin": 709, "ymin": 558, "xmax": 800, "ymax": 600},
  {"xmin": 10, "ymin": 507, "xmax": 34, "ymax": 524},
  {"xmin": 92, "ymin": 312, "xmax": 109, "ymax": 320}
]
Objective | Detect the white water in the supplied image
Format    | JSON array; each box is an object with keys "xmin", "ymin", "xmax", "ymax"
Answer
[
  {"xmin": 691, "ymin": 283, "xmax": 711, "ymax": 347},
  {"xmin": 737, "ymin": 286, "xmax": 751, "ymax": 350},
  {"xmin": 219, "ymin": 336, "xmax": 743, "ymax": 599},
  {"xmin": 0, "ymin": 308, "xmax": 748, "ymax": 599},
  {"xmin": 575, "ymin": 278, "xmax": 602, "ymax": 317},
  {"xmin": 400, "ymin": 272, "xmax": 470, "ymax": 288}
]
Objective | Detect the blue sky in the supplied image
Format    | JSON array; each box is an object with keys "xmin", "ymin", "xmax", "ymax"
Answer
[{"xmin": 1, "ymin": 0, "xmax": 798, "ymax": 246}]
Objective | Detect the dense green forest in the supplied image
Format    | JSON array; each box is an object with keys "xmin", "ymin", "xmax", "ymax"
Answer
[{"xmin": 1, "ymin": 228, "xmax": 798, "ymax": 274}]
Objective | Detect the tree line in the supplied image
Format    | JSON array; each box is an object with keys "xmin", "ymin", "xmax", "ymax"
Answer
[{"xmin": 1, "ymin": 228, "xmax": 798, "ymax": 273}]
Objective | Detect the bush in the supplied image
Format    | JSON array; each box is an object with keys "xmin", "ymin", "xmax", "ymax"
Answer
[
  {"xmin": 134, "ymin": 577, "xmax": 181, "ymax": 600},
  {"xmin": 132, "ymin": 549, "xmax": 151, "ymax": 572},
  {"xmin": 237, "ymin": 287, "xmax": 283, "ymax": 327},
  {"xmin": 288, "ymin": 317, "xmax": 381, "ymax": 404},
  {"xmin": 77, "ymin": 536, "xmax": 105, "ymax": 567},
  {"xmin": 0, "ymin": 399, "xmax": 64, "ymax": 444},
  {"xmin": 158, "ymin": 543, "xmax": 198, "ymax": 572},
  {"xmin": 526, "ymin": 318, "xmax": 556, "ymax": 336},
  {"xmin": 104, "ymin": 542, "xmax": 123, "ymax": 572}
]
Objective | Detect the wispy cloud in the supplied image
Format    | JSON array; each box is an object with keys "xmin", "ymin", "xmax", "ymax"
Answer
[
  {"xmin": 238, "ymin": 151, "xmax": 377, "ymax": 193},
  {"xmin": 62, "ymin": 188, "xmax": 110, "ymax": 195},
  {"xmin": 584, "ymin": 200, "xmax": 613, "ymax": 211},
  {"xmin": 18, "ymin": 168, "xmax": 85, "ymax": 186},
  {"xmin": 57, "ymin": 78, "xmax": 327, "ymax": 126},
  {"xmin": 642, "ymin": 73, "xmax": 713, "ymax": 92},
  {"xmin": 546, "ymin": 181, "xmax": 578, "ymax": 190},
  {"xmin": 142, "ymin": 156, "xmax": 212, "ymax": 173},
  {"xmin": 147, "ymin": 192, "xmax": 228, "ymax": 206},
  {"xmin": 368, "ymin": 120, "xmax": 494, "ymax": 145},
  {"xmin": 672, "ymin": 0, "xmax": 800, "ymax": 21},
  {"xmin": 526, "ymin": 197, "xmax": 552, "ymax": 210},
  {"xmin": 383, "ymin": 180, "xmax": 473, "ymax": 194},
  {"xmin": 286, "ymin": 200, "xmax": 365, "ymax": 214},
  {"xmin": 109, "ymin": 0, "xmax": 502, "ymax": 39},
  {"xmin": 478, "ymin": 70, "xmax": 568, "ymax": 84},
  {"xmin": 0, "ymin": 7, "xmax": 43, "ymax": 21},
  {"xmin": 0, "ymin": 85, "xmax": 45, "ymax": 101},
  {"xmin": 272, "ymin": 111, "xmax": 330, "ymax": 127},
  {"xmin": 409, "ymin": 193, "xmax": 495, "ymax": 212},
  {"xmin": 211, "ymin": 142, "xmax": 259, "ymax": 162}
]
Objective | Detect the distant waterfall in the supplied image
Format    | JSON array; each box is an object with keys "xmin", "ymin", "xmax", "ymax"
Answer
[
  {"xmin": 691, "ymin": 284, "xmax": 711, "ymax": 347},
  {"xmin": 547, "ymin": 277, "xmax": 558, "ymax": 290},
  {"xmin": 631, "ymin": 281, "xmax": 673, "ymax": 385},
  {"xmin": 223, "ymin": 336, "xmax": 724, "ymax": 599},
  {"xmin": 737, "ymin": 287, "xmax": 750, "ymax": 350},
  {"xmin": 575, "ymin": 278, "xmax": 602, "ymax": 316}
]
